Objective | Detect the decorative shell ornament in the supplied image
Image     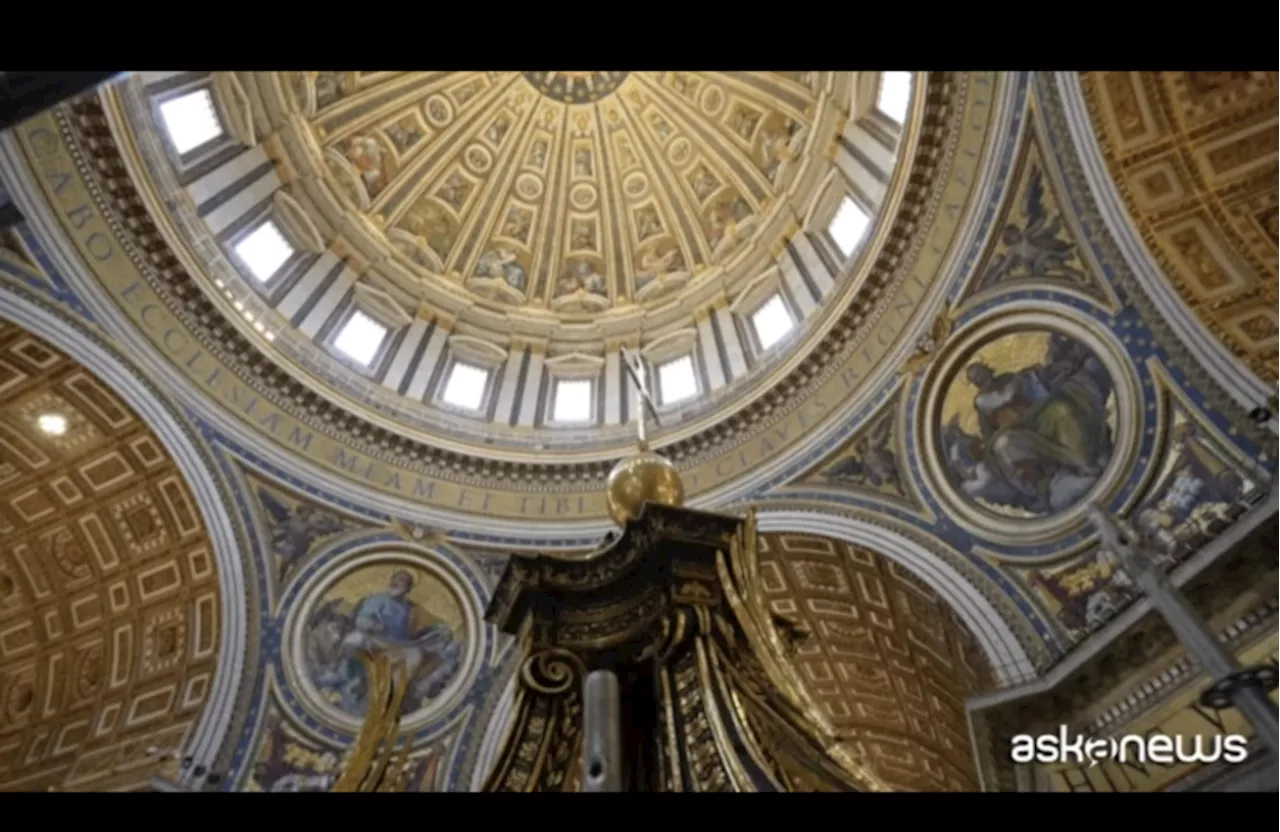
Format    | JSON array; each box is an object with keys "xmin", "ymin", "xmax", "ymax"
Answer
[
  {"xmin": 387, "ymin": 518, "xmax": 449, "ymax": 548},
  {"xmin": 902, "ymin": 310, "xmax": 955, "ymax": 376},
  {"xmin": 549, "ymin": 287, "xmax": 611, "ymax": 315}
]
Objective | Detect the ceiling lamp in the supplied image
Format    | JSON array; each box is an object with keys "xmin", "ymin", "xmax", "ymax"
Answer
[{"xmin": 36, "ymin": 412, "xmax": 69, "ymax": 436}]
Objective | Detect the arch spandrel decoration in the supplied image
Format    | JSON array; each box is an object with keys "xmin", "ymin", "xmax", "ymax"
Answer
[
  {"xmin": 208, "ymin": 450, "xmax": 508, "ymax": 792},
  {"xmin": 246, "ymin": 474, "xmax": 368, "ymax": 596},
  {"xmin": 794, "ymin": 380, "xmax": 930, "ymax": 517},
  {"xmin": 946, "ymin": 130, "xmax": 1120, "ymax": 314},
  {"xmin": 769, "ymin": 82, "xmax": 1275, "ymax": 666},
  {"xmin": 1012, "ymin": 361, "xmax": 1271, "ymax": 643}
]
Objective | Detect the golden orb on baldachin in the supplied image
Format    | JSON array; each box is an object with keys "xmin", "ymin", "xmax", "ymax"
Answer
[{"xmin": 605, "ymin": 451, "xmax": 685, "ymax": 526}]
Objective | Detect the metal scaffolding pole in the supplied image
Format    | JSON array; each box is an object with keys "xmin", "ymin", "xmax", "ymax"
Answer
[{"xmin": 1088, "ymin": 506, "xmax": 1279, "ymax": 756}]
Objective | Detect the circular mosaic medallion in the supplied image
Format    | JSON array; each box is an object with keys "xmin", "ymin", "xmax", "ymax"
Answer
[
  {"xmin": 283, "ymin": 548, "xmax": 482, "ymax": 733},
  {"xmin": 919, "ymin": 308, "xmax": 1139, "ymax": 548},
  {"xmin": 521, "ymin": 71, "xmax": 630, "ymax": 104}
]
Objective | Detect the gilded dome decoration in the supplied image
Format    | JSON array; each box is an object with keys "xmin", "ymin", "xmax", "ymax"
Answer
[
  {"xmin": 290, "ymin": 71, "xmax": 828, "ymax": 313},
  {"xmin": 99, "ymin": 70, "xmax": 921, "ymax": 460}
]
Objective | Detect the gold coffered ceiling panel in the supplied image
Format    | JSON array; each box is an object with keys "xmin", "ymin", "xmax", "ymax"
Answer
[
  {"xmin": 278, "ymin": 71, "xmax": 835, "ymax": 314},
  {"xmin": 1080, "ymin": 72, "xmax": 1279, "ymax": 382},
  {"xmin": 756, "ymin": 532, "xmax": 991, "ymax": 791},
  {"xmin": 0, "ymin": 322, "xmax": 220, "ymax": 791}
]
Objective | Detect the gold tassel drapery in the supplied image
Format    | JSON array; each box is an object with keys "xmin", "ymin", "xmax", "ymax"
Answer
[{"xmin": 331, "ymin": 651, "xmax": 417, "ymax": 792}]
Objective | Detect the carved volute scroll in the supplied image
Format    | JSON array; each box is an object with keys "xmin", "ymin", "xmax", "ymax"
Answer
[{"xmin": 481, "ymin": 503, "xmax": 883, "ymax": 792}]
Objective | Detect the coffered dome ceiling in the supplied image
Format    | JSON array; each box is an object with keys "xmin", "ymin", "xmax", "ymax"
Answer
[
  {"xmin": 297, "ymin": 71, "xmax": 828, "ymax": 315},
  {"xmin": 15, "ymin": 71, "xmax": 993, "ymax": 526},
  {"xmin": 107, "ymin": 71, "xmax": 918, "ymax": 461}
]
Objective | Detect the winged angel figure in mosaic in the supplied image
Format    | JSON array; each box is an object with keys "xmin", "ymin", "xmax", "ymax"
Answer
[
  {"xmin": 258, "ymin": 488, "xmax": 349, "ymax": 576},
  {"xmin": 982, "ymin": 167, "xmax": 1085, "ymax": 286}
]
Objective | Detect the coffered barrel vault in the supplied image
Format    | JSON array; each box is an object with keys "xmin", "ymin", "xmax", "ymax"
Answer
[
  {"xmin": 754, "ymin": 532, "xmax": 990, "ymax": 791},
  {"xmin": 1079, "ymin": 71, "xmax": 1279, "ymax": 386},
  {"xmin": 0, "ymin": 322, "xmax": 222, "ymax": 792}
]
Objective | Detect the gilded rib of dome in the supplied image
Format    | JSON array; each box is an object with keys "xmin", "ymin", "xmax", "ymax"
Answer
[{"xmin": 285, "ymin": 71, "xmax": 837, "ymax": 317}]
